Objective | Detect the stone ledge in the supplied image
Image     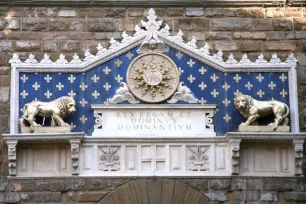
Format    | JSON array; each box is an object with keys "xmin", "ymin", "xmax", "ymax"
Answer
[
  {"xmin": 238, "ymin": 125, "xmax": 290, "ymax": 132},
  {"xmin": 2, "ymin": 132, "xmax": 84, "ymax": 142}
]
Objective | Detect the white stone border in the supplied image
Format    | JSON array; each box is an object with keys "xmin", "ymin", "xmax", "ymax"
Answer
[{"xmin": 9, "ymin": 8, "xmax": 299, "ymax": 134}]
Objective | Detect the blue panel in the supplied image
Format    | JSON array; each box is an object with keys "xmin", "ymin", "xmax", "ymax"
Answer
[{"xmin": 18, "ymin": 46, "xmax": 290, "ymax": 136}]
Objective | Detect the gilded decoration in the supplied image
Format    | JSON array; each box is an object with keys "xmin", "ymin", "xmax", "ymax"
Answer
[{"xmin": 126, "ymin": 53, "xmax": 180, "ymax": 103}]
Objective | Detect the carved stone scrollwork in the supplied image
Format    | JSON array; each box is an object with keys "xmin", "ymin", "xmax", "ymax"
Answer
[
  {"xmin": 187, "ymin": 146, "xmax": 209, "ymax": 171},
  {"xmin": 70, "ymin": 139, "xmax": 81, "ymax": 175},
  {"xmin": 293, "ymin": 139, "xmax": 304, "ymax": 176},
  {"xmin": 108, "ymin": 82, "xmax": 140, "ymax": 104},
  {"xmin": 6, "ymin": 140, "xmax": 18, "ymax": 176},
  {"xmin": 168, "ymin": 82, "xmax": 198, "ymax": 104},
  {"xmin": 99, "ymin": 146, "xmax": 120, "ymax": 172},
  {"xmin": 94, "ymin": 112, "xmax": 103, "ymax": 129},
  {"xmin": 229, "ymin": 139, "xmax": 241, "ymax": 175},
  {"xmin": 205, "ymin": 112, "xmax": 214, "ymax": 129}
]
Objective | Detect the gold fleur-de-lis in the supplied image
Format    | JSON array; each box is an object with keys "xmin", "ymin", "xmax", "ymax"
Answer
[
  {"xmin": 70, "ymin": 122, "xmax": 76, "ymax": 130},
  {"xmin": 199, "ymin": 82, "xmax": 207, "ymax": 90},
  {"xmin": 198, "ymin": 66, "xmax": 207, "ymax": 75},
  {"xmin": 233, "ymin": 74, "xmax": 241, "ymax": 83},
  {"xmin": 80, "ymin": 115, "xmax": 88, "ymax": 124},
  {"xmin": 211, "ymin": 89, "xmax": 219, "ymax": 98},
  {"xmin": 103, "ymin": 82, "xmax": 111, "ymax": 91},
  {"xmin": 279, "ymin": 73, "xmax": 287, "ymax": 82},
  {"xmin": 268, "ymin": 81, "xmax": 276, "ymax": 90},
  {"xmin": 223, "ymin": 114, "xmax": 231, "ymax": 122},
  {"xmin": 223, "ymin": 98, "xmax": 231, "ymax": 106},
  {"xmin": 280, "ymin": 89, "xmax": 288, "ymax": 97},
  {"xmin": 68, "ymin": 90, "xmax": 76, "ymax": 98},
  {"xmin": 115, "ymin": 58, "xmax": 123, "ymax": 67},
  {"xmin": 91, "ymin": 74, "xmax": 100, "ymax": 83},
  {"xmin": 56, "ymin": 82, "xmax": 64, "ymax": 91},
  {"xmin": 92, "ymin": 90, "xmax": 100, "ymax": 99},
  {"xmin": 176, "ymin": 51, "xmax": 183, "ymax": 59},
  {"xmin": 44, "ymin": 90, "xmax": 52, "ymax": 99},
  {"xmin": 20, "ymin": 90, "xmax": 28, "ymax": 98},
  {"xmin": 187, "ymin": 59, "xmax": 195, "ymax": 67},
  {"xmin": 44, "ymin": 74, "xmax": 52, "ymax": 83},
  {"xmin": 234, "ymin": 90, "xmax": 241, "ymax": 96},
  {"xmin": 257, "ymin": 89, "xmax": 265, "ymax": 98},
  {"xmin": 115, "ymin": 74, "xmax": 123, "ymax": 83},
  {"xmin": 199, "ymin": 97, "xmax": 206, "ymax": 105},
  {"xmin": 80, "ymin": 98, "xmax": 88, "ymax": 107},
  {"xmin": 245, "ymin": 82, "xmax": 253, "ymax": 90},
  {"xmin": 21, "ymin": 74, "xmax": 28, "ymax": 83},
  {"xmin": 210, "ymin": 74, "xmax": 218, "ymax": 82},
  {"xmin": 222, "ymin": 83, "xmax": 230, "ymax": 91},
  {"xmin": 79, "ymin": 82, "xmax": 88, "ymax": 91},
  {"xmin": 256, "ymin": 73, "xmax": 264, "ymax": 82},
  {"xmin": 187, "ymin": 74, "xmax": 195, "ymax": 83},
  {"xmin": 126, "ymin": 51, "xmax": 134, "ymax": 60},
  {"xmin": 32, "ymin": 82, "xmax": 40, "ymax": 91},
  {"xmin": 104, "ymin": 98, "xmax": 110, "ymax": 105},
  {"xmin": 103, "ymin": 66, "xmax": 111, "ymax": 75},
  {"xmin": 68, "ymin": 74, "xmax": 76, "ymax": 83}
]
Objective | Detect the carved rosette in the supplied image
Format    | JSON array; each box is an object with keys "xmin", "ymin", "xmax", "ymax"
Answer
[
  {"xmin": 293, "ymin": 139, "xmax": 304, "ymax": 176},
  {"xmin": 127, "ymin": 53, "xmax": 179, "ymax": 103},
  {"xmin": 70, "ymin": 139, "xmax": 81, "ymax": 175},
  {"xmin": 229, "ymin": 139, "xmax": 241, "ymax": 175},
  {"xmin": 187, "ymin": 146, "xmax": 210, "ymax": 171},
  {"xmin": 7, "ymin": 140, "xmax": 18, "ymax": 176}
]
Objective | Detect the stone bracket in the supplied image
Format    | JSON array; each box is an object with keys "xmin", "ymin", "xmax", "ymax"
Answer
[
  {"xmin": 70, "ymin": 139, "xmax": 81, "ymax": 175},
  {"xmin": 6, "ymin": 140, "xmax": 18, "ymax": 176},
  {"xmin": 229, "ymin": 139, "xmax": 241, "ymax": 175},
  {"xmin": 293, "ymin": 139, "xmax": 304, "ymax": 176}
]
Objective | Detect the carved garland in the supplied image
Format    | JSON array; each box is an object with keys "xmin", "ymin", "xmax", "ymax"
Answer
[
  {"xmin": 70, "ymin": 139, "xmax": 81, "ymax": 175},
  {"xmin": 7, "ymin": 140, "xmax": 18, "ymax": 176}
]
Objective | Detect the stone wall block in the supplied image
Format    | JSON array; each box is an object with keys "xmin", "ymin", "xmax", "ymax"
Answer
[
  {"xmin": 186, "ymin": 8, "xmax": 204, "ymax": 17},
  {"xmin": 49, "ymin": 18, "xmax": 85, "ymax": 31},
  {"xmin": 236, "ymin": 8, "xmax": 265, "ymax": 18},
  {"xmin": 148, "ymin": 179, "xmax": 162, "ymax": 204},
  {"xmin": 180, "ymin": 179, "xmax": 209, "ymax": 191},
  {"xmin": 260, "ymin": 191, "xmax": 278, "ymax": 201},
  {"xmin": 43, "ymin": 41, "xmax": 57, "ymax": 53},
  {"xmin": 233, "ymin": 191, "xmax": 259, "ymax": 202},
  {"xmin": 272, "ymin": 18, "xmax": 293, "ymax": 31},
  {"xmin": 209, "ymin": 179, "xmax": 231, "ymax": 190},
  {"xmin": 204, "ymin": 8, "xmax": 236, "ymax": 17},
  {"xmin": 3, "ymin": 192, "xmax": 20, "ymax": 203},
  {"xmin": 0, "ymin": 18, "xmax": 8, "ymax": 30},
  {"xmin": 0, "ymin": 87, "xmax": 9, "ymax": 102},
  {"xmin": 211, "ymin": 18, "xmax": 240, "ymax": 31},
  {"xmin": 172, "ymin": 181, "xmax": 188, "ymax": 204},
  {"xmin": 122, "ymin": 181, "xmax": 138, "ymax": 204},
  {"xmin": 211, "ymin": 18, "xmax": 272, "ymax": 31},
  {"xmin": 128, "ymin": 8, "xmax": 144, "ymax": 17},
  {"xmin": 176, "ymin": 18, "xmax": 210, "ymax": 31},
  {"xmin": 134, "ymin": 179, "xmax": 149, "ymax": 204},
  {"xmin": 105, "ymin": 8, "xmax": 127, "ymax": 18},
  {"xmin": 33, "ymin": 192, "xmax": 61, "ymax": 202},
  {"xmin": 195, "ymin": 194, "xmax": 209, "ymax": 204},
  {"xmin": 59, "ymin": 40, "xmax": 81, "ymax": 52},
  {"xmin": 77, "ymin": 191, "xmax": 106, "ymax": 202},
  {"xmin": 116, "ymin": 19, "xmax": 136, "ymax": 32},
  {"xmin": 285, "ymin": 192, "xmax": 306, "ymax": 201},
  {"xmin": 231, "ymin": 179, "xmax": 247, "ymax": 191},
  {"xmin": 22, "ymin": 17, "xmax": 48, "ymax": 31},
  {"xmin": 238, "ymin": 41, "xmax": 262, "ymax": 52},
  {"xmin": 15, "ymin": 40, "xmax": 41, "ymax": 52},
  {"xmin": 0, "ymin": 41, "xmax": 13, "ymax": 52},
  {"xmin": 161, "ymin": 179, "xmax": 175, "ymax": 204},
  {"xmin": 264, "ymin": 178, "xmax": 298, "ymax": 191},
  {"xmin": 8, "ymin": 181, "xmax": 35, "ymax": 192},
  {"xmin": 264, "ymin": 41, "xmax": 296, "ymax": 51},
  {"xmin": 7, "ymin": 18, "xmax": 20, "ymax": 30},
  {"xmin": 233, "ymin": 32, "xmax": 266, "ymax": 39},
  {"xmin": 88, "ymin": 18, "xmax": 116, "ymax": 32},
  {"xmin": 215, "ymin": 41, "xmax": 239, "ymax": 51},
  {"xmin": 294, "ymin": 18, "xmax": 306, "ymax": 30},
  {"xmin": 205, "ymin": 32, "xmax": 232, "ymax": 40},
  {"xmin": 183, "ymin": 187, "xmax": 199, "ymax": 204},
  {"xmin": 267, "ymin": 31, "xmax": 286, "ymax": 40},
  {"xmin": 296, "ymin": 31, "xmax": 306, "ymax": 39}
]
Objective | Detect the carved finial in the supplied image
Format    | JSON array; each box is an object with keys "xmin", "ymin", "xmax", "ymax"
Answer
[
  {"xmin": 40, "ymin": 53, "xmax": 52, "ymax": 64},
  {"xmin": 255, "ymin": 54, "xmax": 267, "ymax": 64},
  {"xmin": 84, "ymin": 49, "xmax": 95, "ymax": 61},
  {"xmin": 239, "ymin": 53, "xmax": 251, "ymax": 64},
  {"xmin": 25, "ymin": 53, "xmax": 38, "ymax": 64},
  {"xmin": 285, "ymin": 53, "xmax": 298, "ymax": 64},
  {"xmin": 199, "ymin": 43, "xmax": 210, "ymax": 55},
  {"xmin": 9, "ymin": 53, "xmax": 22, "ymax": 64},
  {"xmin": 121, "ymin": 31, "xmax": 133, "ymax": 43},
  {"xmin": 226, "ymin": 54, "xmax": 238, "ymax": 64},
  {"xmin": 186, "ymin": 36, "xmax": 197, "ymax": 49},
  {"xmin": 109, "ymin": 38, "xmax": 120, "ymax": 50},
  {"xmin": 56, "ymin": 54, "xmax": 68, "ymax": 64},
  {"xmin": 96, "ymin": 43, "xmax": 108, "ymax": 55},
  {"xmin": 269, "ymin": 53, "xmax": 281, "ymax": 64},
  {"xmin": 213, "ymin": 50, "xmax": 224, "ymax": 62},
  {"xmin": 70, "ymin": 53, "xmax": 83, "ymax": 64}
]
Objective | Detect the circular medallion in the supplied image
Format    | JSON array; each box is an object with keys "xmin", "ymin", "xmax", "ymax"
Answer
[{"xmin": 126, "ymin": 53, "xmax": 180, "ymax": 103}]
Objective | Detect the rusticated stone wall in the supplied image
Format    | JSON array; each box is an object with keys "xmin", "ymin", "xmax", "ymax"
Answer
[
  {"xmin": 0, "ymin": 6, "xmax": 306, "ymax": 204},
  {"xmin": 0, "ymin": 178, "xmax": 306, "ymax": 203}
]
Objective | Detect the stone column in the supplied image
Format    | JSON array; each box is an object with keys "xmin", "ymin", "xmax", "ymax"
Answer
[
  {"xmin": 229, "ymin": 139, "xmax": 241, "ymax": 175},
  {"xmin": 6, "ymin": 140, "xmax": 18, "ymax": 176},
  {"xmin": 293, "ymin": 139, "xmax": 304, "ymax": 176},
  {"xmin": 70, "ymin": 139, "xmax": 81, "ymax": 175}
]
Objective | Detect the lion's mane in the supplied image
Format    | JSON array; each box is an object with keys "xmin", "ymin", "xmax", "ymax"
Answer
[
  {"xmin": 234, "ymin": 94, "xmax": 254, "ymax": 118},
  {"xmin": 54, "ymin": 96, "xmax": 75, "ymax": 118}
]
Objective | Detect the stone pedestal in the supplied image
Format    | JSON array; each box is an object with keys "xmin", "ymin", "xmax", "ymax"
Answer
[
  {"xmin": 21, "ymin": 126, "xmax": 71, "ymax": 133},
  {"xmin": 238, "ymin": 125, "xmax": 290, "ymax": 132}
]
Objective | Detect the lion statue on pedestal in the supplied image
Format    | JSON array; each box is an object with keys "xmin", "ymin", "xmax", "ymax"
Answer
[
  {"xmin": 20, "ymin": 96, "xmax": 76, "ymax": 133},
  {"xmin": 234, "ymin": 93, "xmax": 289, "ymax": 130}
]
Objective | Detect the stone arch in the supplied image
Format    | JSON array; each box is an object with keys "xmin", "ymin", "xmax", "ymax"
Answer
[{"xmin": 99, "ymin": 179, "xmax": 210, "ymax": 204}]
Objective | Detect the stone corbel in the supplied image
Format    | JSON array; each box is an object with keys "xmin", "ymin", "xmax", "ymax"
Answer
[
  {"xmin": 6, "ymin": 140, "xmax": 18, "ymax": 176},
  {"xmin": 229, "ymin": 139, "xmax": 241, "ymax": 175},
  {"xmin": 70, "ymin": 139, "xmax": 81, "ymax": 175},
  {"xmin": 293, "ymin": 139, "xmax": 304, "ymax": 176}
]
